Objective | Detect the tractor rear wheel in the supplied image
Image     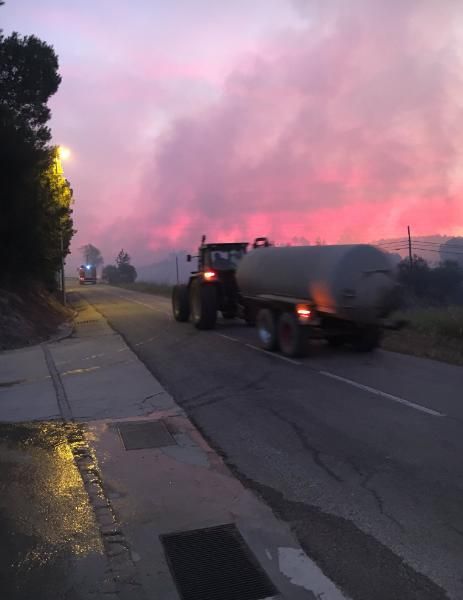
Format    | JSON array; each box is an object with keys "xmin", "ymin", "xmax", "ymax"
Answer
[
  {"xmin": 172, "ymin": 284, "xmax": 190, "ymax": 322},
  {"xmin": 190, "ymin": 281, "xmax": 217, "ymax": 330}
]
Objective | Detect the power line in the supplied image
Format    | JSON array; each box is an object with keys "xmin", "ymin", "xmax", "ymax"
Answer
[
  {"xmin": 412, "ymin": 246, "xmax": 463, "ymax": 255},
  {"xmin": 375, "ymin": 239, "xmax": 408, "ymax": 246},
  {"xmin": 407, "ymin": 240, "xmax": 463, "ymax": 248}
]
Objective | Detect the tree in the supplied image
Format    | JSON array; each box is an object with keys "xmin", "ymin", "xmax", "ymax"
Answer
[
  {"xmin": 397, "ymin": 256, "xmax": 463, "ymax": 305},
  {"xmin": 0, "ymin": 31, "xmax": 74, "ymax": 288},
  {"xmin": 429, "ymin": 260, "xmax": 463, "ymax": 303},
  {"xmin": 439, "ymin": 237, "xmax": 463, "ymax": 268},
  {"xmin": 397, "ymin": 256, "xmax": 431, "ymax": 297},
  {"xmin": 0, "ymin": 32, "xmax": 61, "ymax": 147},
  {"xmin": 102, "ymin": 250, "xmax": 137, "ymax": 284},
  {"xmin": 116, "ymin": 249, "xmax": 131, "ymax": 267},
  {"xmin": 80, "ymin": 244, "xmax": 104, "ymax": 268},
  {"xmin": 102, "ymin": 265, "xmax": 119, "ymax": 284}
]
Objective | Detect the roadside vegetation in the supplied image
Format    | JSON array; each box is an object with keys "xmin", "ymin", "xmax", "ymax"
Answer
[
  {"xmin": 0, "ymin": 8, "xmax": 75, "ymax": 348},
  {"xmin": 382, "ymin": 257, "xmax": 463, "ymax": 365},
  {"xmin": 0, "ymin": 28, "xmax": 74, "ymax": 288},
  {"xmin": 102, "ymin": 250, "xmax": 138, "ymax": 285}
]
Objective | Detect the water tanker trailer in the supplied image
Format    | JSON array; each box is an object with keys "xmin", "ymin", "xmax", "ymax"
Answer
[
  {"xmin": 172, "ymin": 237, "xmax": 402, "ymax": 357},
  {"xmin": 236, "ymin": 243, "xmax": 401, "ymax": 356}
]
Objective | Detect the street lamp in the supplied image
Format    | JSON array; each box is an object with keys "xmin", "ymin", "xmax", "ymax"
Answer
[
  {"xmin": 55, "ymin": 145, "xmax": 71, "ymax": 305},
  {"xmin": 58, "ymin": 146, "xmax": 71, "ymax": 161}
]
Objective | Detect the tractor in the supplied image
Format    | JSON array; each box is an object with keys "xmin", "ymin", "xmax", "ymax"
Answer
[{"xmin": 172, "ymin": 235, "xmax": 250, "ymax": 329}]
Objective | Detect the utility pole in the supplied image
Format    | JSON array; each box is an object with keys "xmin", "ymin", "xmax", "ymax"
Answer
[
  {"xmin": 407, "ymin": 225, "xmax": 413, "ymax": 268},
  {"xmin": 175, "ymin": 255, "xmax": 179, "ymax": 284}
]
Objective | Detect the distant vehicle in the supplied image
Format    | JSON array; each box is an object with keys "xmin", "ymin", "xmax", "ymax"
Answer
[
  {"xmin": 172, "ymin": 236, "xmax": 403, "ymax": 357},
  {"xmin": 78, "ymin": 264, "xmax": 97, "ymax": 285}
]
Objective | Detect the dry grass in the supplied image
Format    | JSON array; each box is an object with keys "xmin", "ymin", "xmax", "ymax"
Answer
[{"xmin": 382, "ymin": 306, "xmax": 463, "ymax": 366}]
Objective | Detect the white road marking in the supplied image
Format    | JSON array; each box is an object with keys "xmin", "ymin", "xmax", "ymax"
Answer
[
  {"xmin": 216, "ymin": 333, "xmax": 240, "ymax": 342},
  {"xmin": 96, "ymin": 288, "xmax": 446, "ymax": 418},
  {"xmin": 111, "ymin": 293, "xmax": 170, "ymax": 316},
  {"xmin": 278, "ymin": 547, "xmax": 351, "ymax": 599},
  {"xmin": 245, "ymin": 343, "xmax": 302, "ymax": 365},
  {"xmin": 319, "ymin": 370, "xmax": 445, "ymax": 417}
]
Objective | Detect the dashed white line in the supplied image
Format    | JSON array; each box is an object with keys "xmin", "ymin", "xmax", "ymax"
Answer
[
  {"xmin": 99, "ymin": 289, "xmax": 445, "ymax": 418},
  {"xmin": 216, "ymin": 333, "xmax": 240, "ymax": 343},
  {"xmin": 112, "ymin": 294, "xmax": 170, "ymax": 316},
  {"xmin": 319, "ymin": 370, "xmax": 445, "ymax": 417},
  {"xmin": 245, "ymin": 343, "xmax": 302, "ymax": 365}
]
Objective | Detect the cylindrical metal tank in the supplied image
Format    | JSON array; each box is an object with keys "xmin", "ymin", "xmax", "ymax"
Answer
[{"xmin": 236, "ymin": 244, "xmax": 398, "ymax": 323}]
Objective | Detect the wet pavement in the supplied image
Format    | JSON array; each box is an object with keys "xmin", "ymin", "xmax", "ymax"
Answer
[{"xmin": 0, "ymin": 421, "xmax": 108, "ymax": 600}]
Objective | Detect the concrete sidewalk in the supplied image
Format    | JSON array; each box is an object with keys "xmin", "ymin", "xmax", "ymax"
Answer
[{"xmin": 0, "ymin": 292, "xmax": 349, "ymax": 600}]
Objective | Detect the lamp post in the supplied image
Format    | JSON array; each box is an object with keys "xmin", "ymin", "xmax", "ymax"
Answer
[{"xmin": 54, "ymin": 146, "xmax": 71, "ymax": 305}]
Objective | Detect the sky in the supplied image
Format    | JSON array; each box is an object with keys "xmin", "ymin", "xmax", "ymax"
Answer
[{"xmin": 3, "ymin": 0, "xmax": 463, "ymax": 268}]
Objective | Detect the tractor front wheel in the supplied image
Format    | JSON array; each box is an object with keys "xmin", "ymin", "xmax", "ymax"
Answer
[
  {"xmin": 190, "ymin": 281, "xmax": 217, "ymax": 330},
  {"xmin": 172, "ymin": 284, "xmax": 190, "ymax": 322}
]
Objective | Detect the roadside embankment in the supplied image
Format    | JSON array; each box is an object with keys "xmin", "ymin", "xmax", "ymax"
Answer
[
  {"xmin": 0, "ymin": 285, "xmax": 72, "ymax": 350},
  {"xmin": 382, "ymin": 305, "xmax": 463, "ymax": 366}
]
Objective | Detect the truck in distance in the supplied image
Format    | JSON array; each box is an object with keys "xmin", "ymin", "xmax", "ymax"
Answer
[{"xmin": 78, "ymin": 264, "xmax": 97, "ymax": 285}]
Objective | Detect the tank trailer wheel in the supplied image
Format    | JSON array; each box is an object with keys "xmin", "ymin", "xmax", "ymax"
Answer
[
  {"xmin": 278, "ymin": 312, "xmax": 305, "ymax": 357},
  {"xmin": 172, "ymin": 284, "xmax": 190, "ymax": 322},
  {"xmin": 327, "ymin": 336, "xmax": 346, "ymax": 348},
  {"xmin": 222, "ymin": 310, "xmax": 237, "ymax": 319},
  {"xmin": 256, "ymin": 308, "xmax": 278, "ymax": 351},
  {"xmin": 351, "ymin": 326, "xmax": 382, "ymax": 352},
  {"xmin": 190, "ymin": 281, "xmax": 217, "ymax": 330}
]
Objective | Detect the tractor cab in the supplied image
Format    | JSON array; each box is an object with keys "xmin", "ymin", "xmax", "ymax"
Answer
[
  {"xmin": 188, "ymin": 236, "xmax": 248, "ymax": 275},
  {"xmin": 173, "ymin": 235, "xmax": 272, "ymax": 330}
]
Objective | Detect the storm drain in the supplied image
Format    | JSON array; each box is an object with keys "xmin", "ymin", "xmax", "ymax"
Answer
[
  {"xmin": 117, "ymin": 420, "xmax": 176, "ymax": 450},
  {"xmin": 160, "ymin": 523, "xmax": 278, "ymax": 600}
]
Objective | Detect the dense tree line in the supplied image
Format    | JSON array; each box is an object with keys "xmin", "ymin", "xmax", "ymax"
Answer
[
  {"xmin": 102, "ymin": 250, "xmax": 137, "ymax": 284},
  {"xmin": 398, "ymin": 257, "xmax": 463, "ymax": 305},
  {"xmin": 0, "ymin": 25, "xmax": 74, "ymax": 288}
]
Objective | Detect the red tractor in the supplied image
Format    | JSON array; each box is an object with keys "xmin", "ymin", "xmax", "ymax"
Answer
[{"xmin": 172, "ymin": 236, "xmax": 250, "ymax": 329}]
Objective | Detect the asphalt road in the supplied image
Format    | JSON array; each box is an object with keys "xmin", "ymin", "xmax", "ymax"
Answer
[{"xmin": 79, "ymin": 283, "xmax": 463, "ymax": 600}]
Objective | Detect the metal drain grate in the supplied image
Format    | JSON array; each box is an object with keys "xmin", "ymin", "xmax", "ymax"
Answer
[
  {"xmin": 117, "ymin": 420, "xmax": 176, "ymax": 450},
  {"xmin": 160, "ymin": 523, "xmax": 278, "ymax": 600}
]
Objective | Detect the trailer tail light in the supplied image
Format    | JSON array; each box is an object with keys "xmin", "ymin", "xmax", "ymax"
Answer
[
  {"xmin": 203, "ymin": 271, "xmax": 216, "ymax": 280},
  {"xmin": 296, "ymin": 304, "xmax": 312, "ymax": 320}
]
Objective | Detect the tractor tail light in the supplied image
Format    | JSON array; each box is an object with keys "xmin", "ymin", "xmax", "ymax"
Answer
[{"xmin": 296, "ymin": 304, "xmax": 312, "ymax": 320}]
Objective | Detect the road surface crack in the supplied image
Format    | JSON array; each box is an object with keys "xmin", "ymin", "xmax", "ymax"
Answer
[
  {"xmin": 360, "ymin": 471, "xmax": 405, "ymax": 532},
  {"xmin": 265, "ymin": 407, "xmax": 343, "ymax": 483}
]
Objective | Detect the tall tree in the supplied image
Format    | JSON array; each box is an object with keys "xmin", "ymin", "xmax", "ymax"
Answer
[
  {"xmin": 116, "ymin": 249, "xmax": 131, "ymax": 266},
  {"xmin": 115, "ymin": 249, "xmax": 137, "ymax": 283},
  {"xmin": 0, "ymin": 31, "xmax": 74, "ymax": 287},
  {"xmin": 80, "ymin": 244, "xmax": 104, "ymax": 268}
]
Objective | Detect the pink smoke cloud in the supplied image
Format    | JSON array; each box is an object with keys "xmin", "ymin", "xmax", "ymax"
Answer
[{"xmin": 128, "ymin": 0, "xmax": 463, "ymax": 256}]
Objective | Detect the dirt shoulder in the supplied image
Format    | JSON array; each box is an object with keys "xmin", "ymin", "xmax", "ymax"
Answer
[{"xmin": 0, "ymin": 286, "xmax": 73, "ymax": 350}]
